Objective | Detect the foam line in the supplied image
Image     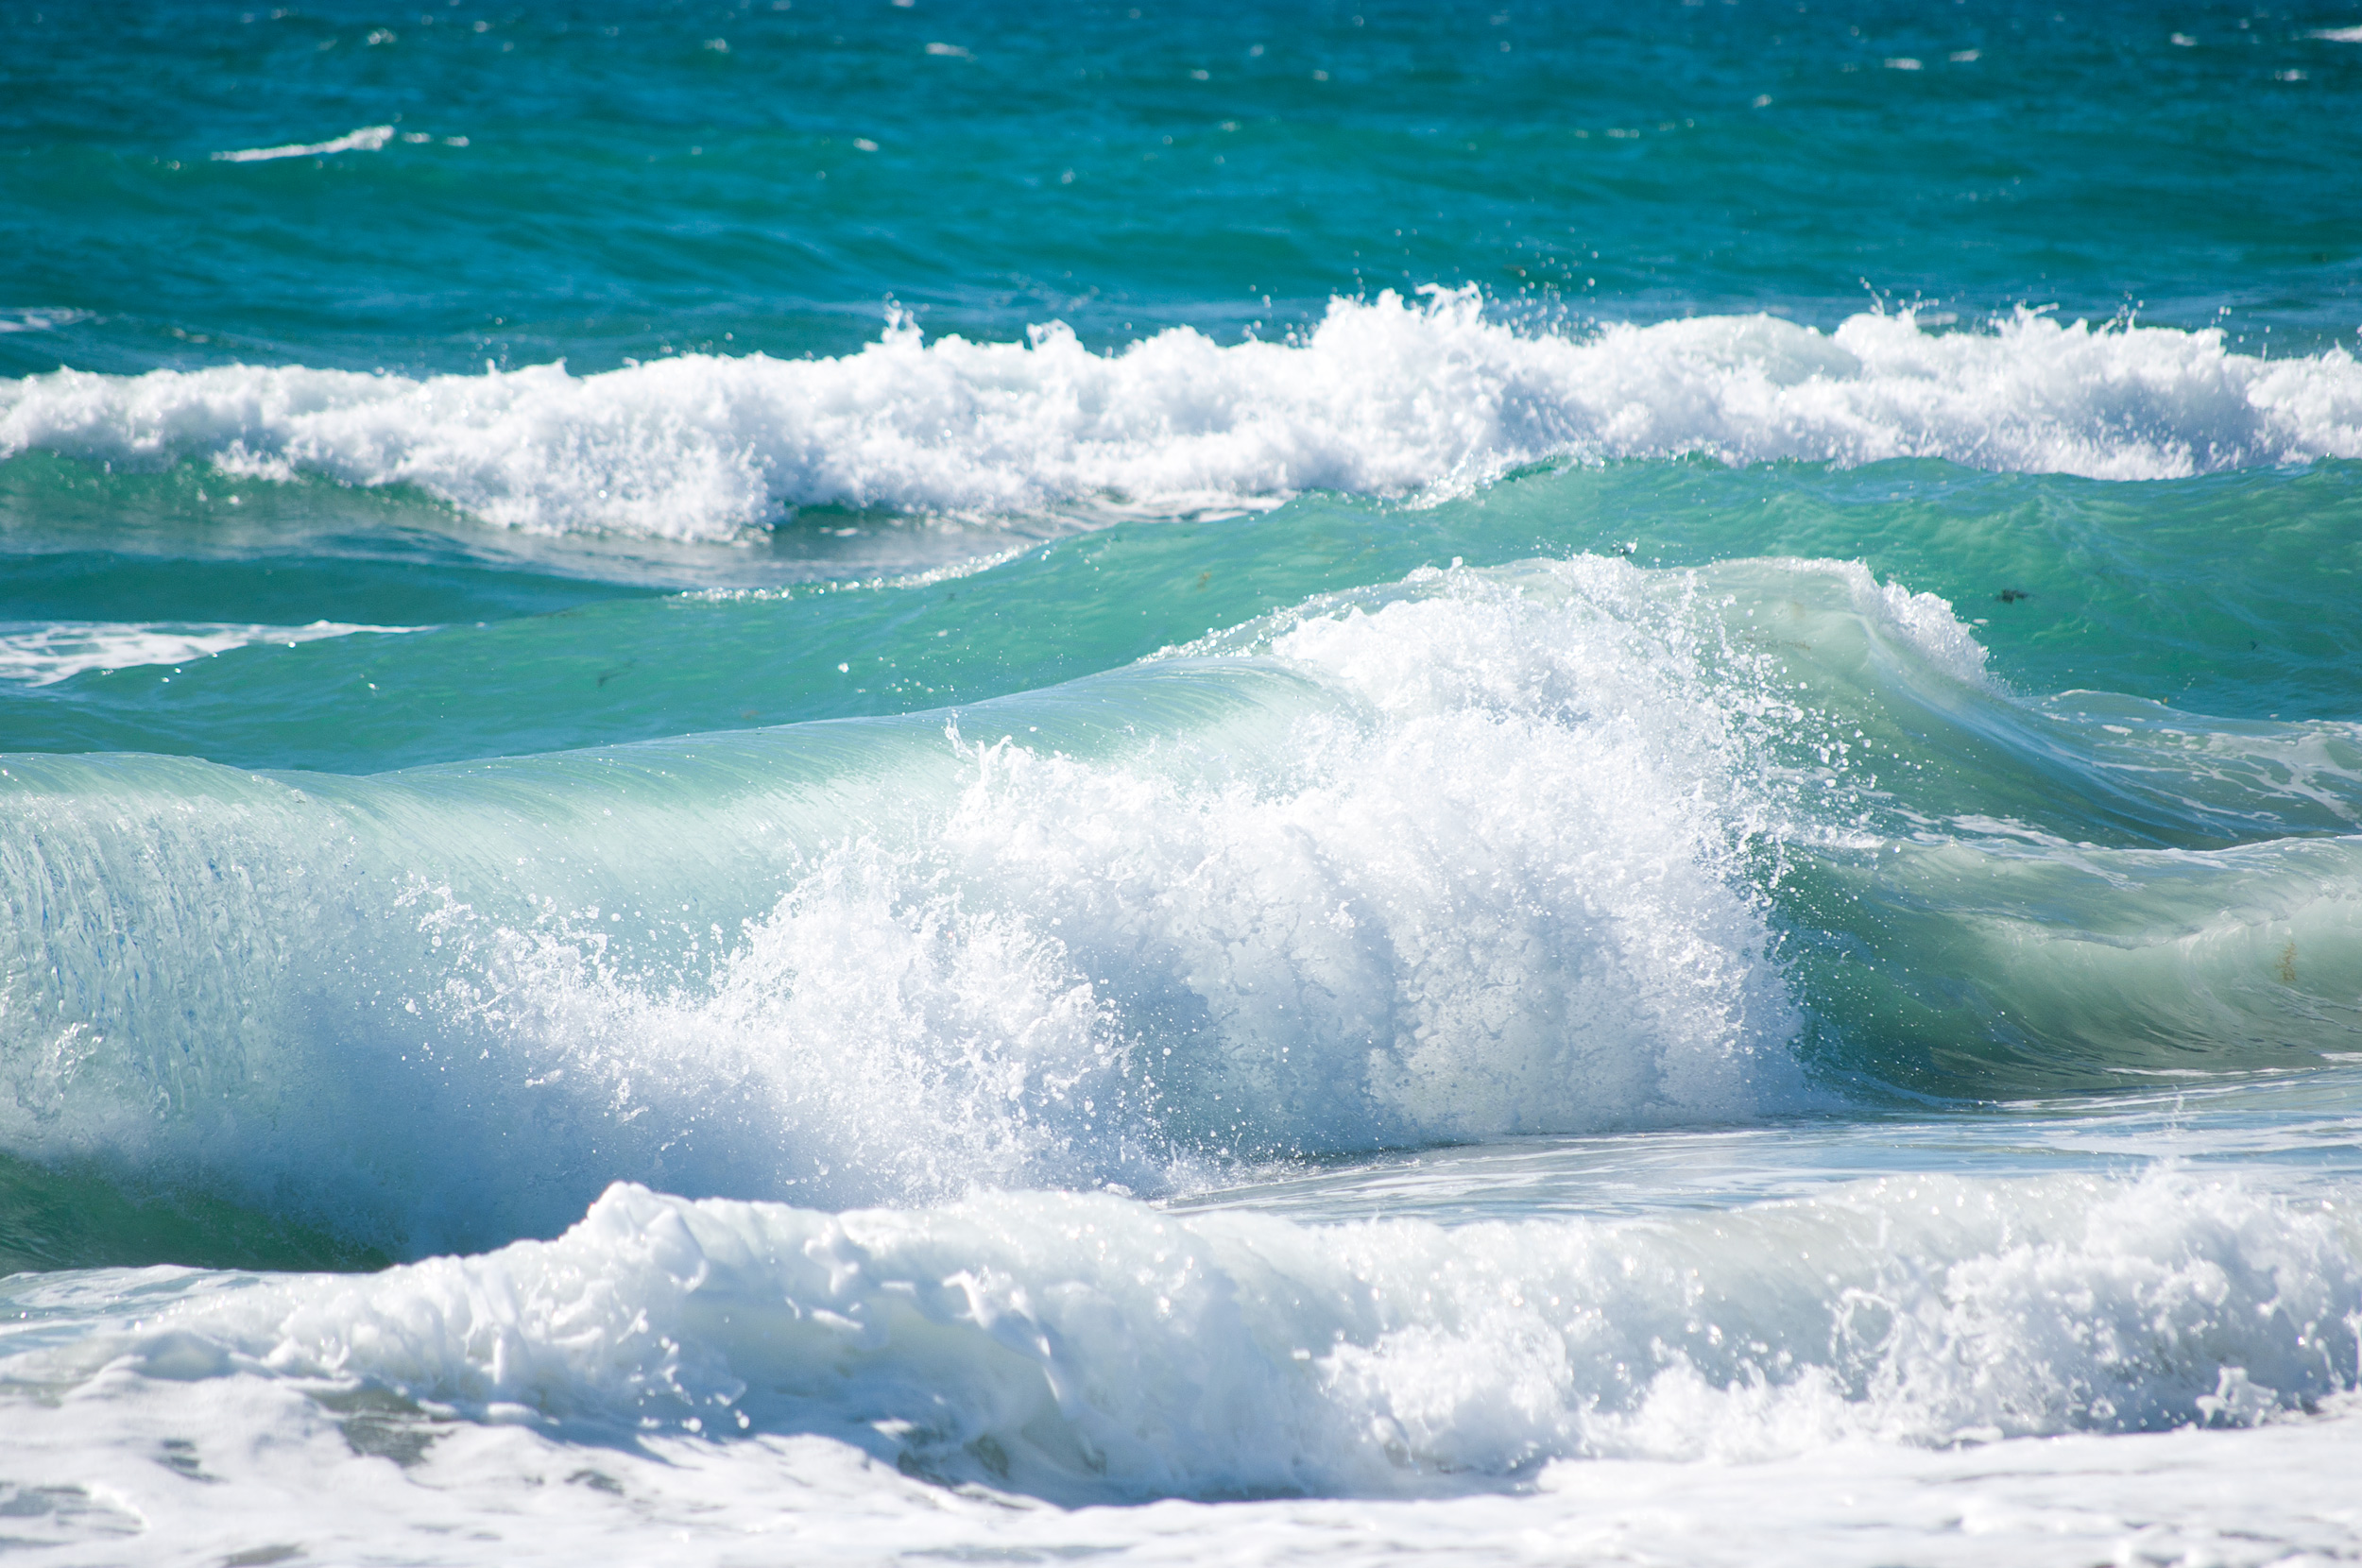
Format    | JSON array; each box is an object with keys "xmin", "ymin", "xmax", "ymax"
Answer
[
  {"xmin": 0, "ymin": 621, "xmax": 418, "ymax": 686},
  {"xmin": 10, "ymin": 1168, "xmax": 2356, "ymax": 1503},
  {"xmin": 212, "ymin": 125, "xmax": 395, "ymax": 162},
  {"xmin": 4, "ymin": 293, "xmax": 2355, "ymax": 540}
]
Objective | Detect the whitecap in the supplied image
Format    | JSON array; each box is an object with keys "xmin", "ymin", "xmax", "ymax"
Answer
[
  {"xmin": 0, "ymin": 620, "xmax": 419, "ymax": 686},
  {"xmin": 0, "ymin": 308, "xmax": 92, "ymax": 335},
  {"xmin": 212, "ymin": 125, "xmax": 395, "ymax": 163},
  {"xmin": 1, "ymin": 293, "xmax": 2355, "ymax": 542}
]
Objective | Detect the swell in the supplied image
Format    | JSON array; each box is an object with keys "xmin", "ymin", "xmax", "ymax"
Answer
[
  {"xmin": 5, "ymin": 295, "xmax": 2357, "ymax": 541},
  {"xmin": 11, "ymin": 455, "xmax": 2359, "ymax": 776},
  {"xmin": 1648, "ymin": 560, "xmax": 2362, "ymax": 1091}
]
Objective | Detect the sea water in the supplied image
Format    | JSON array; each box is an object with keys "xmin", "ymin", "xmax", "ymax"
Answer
[{"xmin": 4, "ymin": 2, "xmax": 2362, "ymax": 1562}]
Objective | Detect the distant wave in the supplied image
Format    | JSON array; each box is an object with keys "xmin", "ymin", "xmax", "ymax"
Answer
[
  {"xmin": 212, "ymin": 124, "xmax": 394, "ymax": 162},
  {"xmin": 4, "ymin": 292, "xmax": 2357, "ymax": 541},
  {"xmin": 0, "ymin": 307, "xmax": 90, "ymax": 335}
]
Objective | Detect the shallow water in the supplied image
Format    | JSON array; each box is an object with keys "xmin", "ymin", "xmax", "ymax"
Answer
[{"xmin": 6, "ymin": 2, "xmax": 2362, "ymax": 1562}]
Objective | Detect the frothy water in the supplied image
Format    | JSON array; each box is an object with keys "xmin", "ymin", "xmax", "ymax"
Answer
[
  {"xmin": 9, "ymin": 3, "xmax": 2362, "ymax": 1562},
  {"xmin": 212, "ymin": 124, "xmax": 396, "ymax": 164},
  {"xmin": 8, "ymin": 297, "xmax": 2357, "ymax": 539},
  {"xmin": 3, "ymin": 1162, "xmax": 2356, "ymax": 1565},
  {"xmin": 0, "ymin": 620, "xmax": 416, "ymax": 686},
  {"xmin": 9, "ymin": 1166, "xmax": 2356, "ymax": 1501}
]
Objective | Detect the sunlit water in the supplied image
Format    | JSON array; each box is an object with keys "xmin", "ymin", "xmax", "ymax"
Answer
[{"xmin": 5, "ymin": 3, "xmax": 2362, "ymax": 1563}]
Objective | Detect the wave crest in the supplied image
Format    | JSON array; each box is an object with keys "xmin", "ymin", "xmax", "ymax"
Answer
[{"xmin": 5, "ymin": 294, "xmax": 2356, "ymax": 540}]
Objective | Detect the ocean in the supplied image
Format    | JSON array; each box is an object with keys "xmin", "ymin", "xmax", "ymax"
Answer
[{"xmin": 4, "ymin": 1, "xmax": 2362, "ymax": 1561}]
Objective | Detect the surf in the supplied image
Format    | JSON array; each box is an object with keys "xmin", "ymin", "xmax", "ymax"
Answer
[{"xmin": 7, "ymin": 295, "xmax": 2359, "ymax": 541}]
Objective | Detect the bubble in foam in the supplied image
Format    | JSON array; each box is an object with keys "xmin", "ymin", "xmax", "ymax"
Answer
[
  {"xmin": 3, "ymin": 295, "xmax": 2355, "ymax": 539},
  {"xmin": 15, "ymin": 1167, "xmax": 2354, "ymax": 1504}
]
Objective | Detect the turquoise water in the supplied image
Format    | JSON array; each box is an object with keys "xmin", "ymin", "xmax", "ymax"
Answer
[{"xmin": 5, "ymin": 4, "xmax": 2362, "ymax": 1563}]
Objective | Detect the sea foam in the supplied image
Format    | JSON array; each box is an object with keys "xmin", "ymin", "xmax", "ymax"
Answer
[
  {"xmin": 212, "ymin": 125, "xmax": 395, "ymax": 163},
  {"xmin": 3, "ymin": 293, "xmax": 2355, "ymax": 540},
  {"xmin": 0, "ymin": 621, "xmax": 416, "ymax": 686},
  {"xmin": 9, "ymin": 1167, "xmax": 2355, "ymax": 1504}
]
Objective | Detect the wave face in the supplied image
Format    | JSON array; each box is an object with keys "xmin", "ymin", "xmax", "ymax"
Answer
[
  {"xmin": 0, "ymin": 558, "xmax": 1821, "ymax": 1253},
  {"xmin": 7, "ymin": 297, "xmax": 2358, "ymax": 539},
  {"xmin": 7, "ymin": 1169, "xmax": 2355, "ymax": 1506},
  {"xmin": 10, "ymin": 545, "xmax": 2362, "ymax": 1262},
  {"xmin": 14, "ymin": 538, "xmax": 2362, "ymax": 1261}
]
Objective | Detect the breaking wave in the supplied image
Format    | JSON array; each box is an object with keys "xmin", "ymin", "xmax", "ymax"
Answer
[
  {"xmin": 0, "ymin": 557, "xmax": 1819, "ymax": 1253},
  {"xmin": 10, "ymin": 1168, "xmax": 2356, "ymax": 1503},
  {"xmin": 4, "ymin": 293, "xmax": 2356, "ymax": 540}
]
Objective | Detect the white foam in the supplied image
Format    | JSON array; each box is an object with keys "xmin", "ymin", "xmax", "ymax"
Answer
[
  {"xmin": 2310, "ymin": 26, "xmax": 2362, "ymax": 41},
  {"xmin": 1837, "ymin": 560, "xmax": 1996, "ymax": 689},
  {"xmin": 3, "ymin": 1387, "xmax": 2359, "ymax": 1568},
  {"xmin": 378, "ymin": 559, "xmax": 1806, "ymax": 1217},
  {"xmin": 4, "ymin": 294, "xmax": 2356, "ymax": 540},
  {"xmin": 0, "ymin": 307, "xmax": 91, "ymax": 335},
  {"xmin": 212, "ymin": 125, "xmax": 396, "ymax": 162},
  {"xmin": 0, "ymin": 620, "xmax": 418, "ymax": 686},
  {"xmin": 6, "ymin": 1167, "xmax": 2354, "ymax": 1507}
]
